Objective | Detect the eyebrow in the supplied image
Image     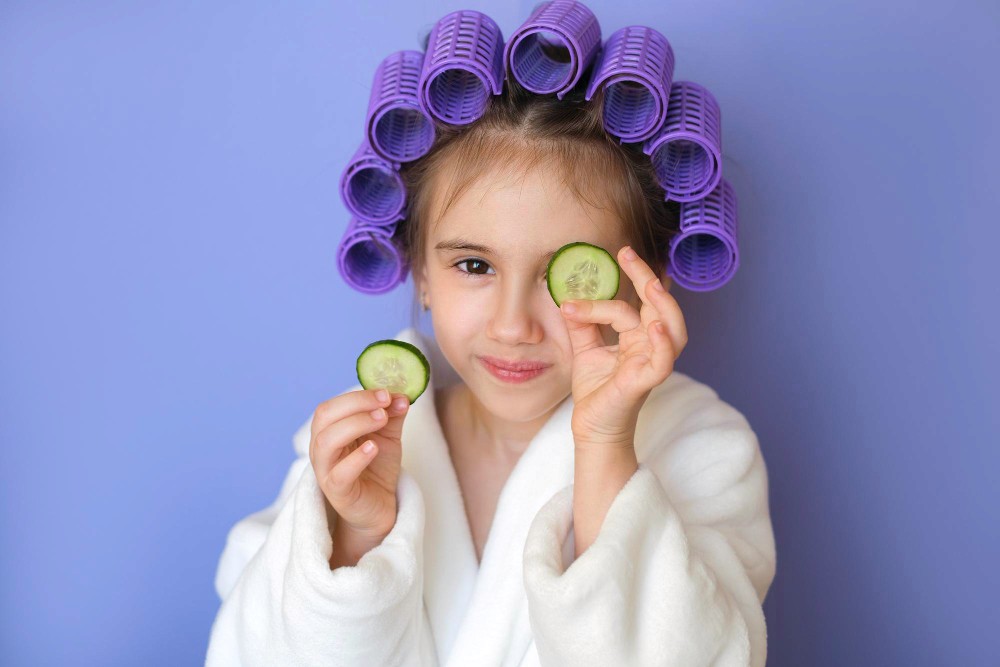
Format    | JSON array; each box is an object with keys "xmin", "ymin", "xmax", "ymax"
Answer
[{"xmin": 434, "ymin": 237, "xmax": 560, "ymax": 263}]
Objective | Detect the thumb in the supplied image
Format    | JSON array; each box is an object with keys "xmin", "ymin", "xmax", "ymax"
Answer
[
  {"xmin": 375, "ymin": 392, "xmax": 410, "ymax": 443},
  {"xmin": 561, "ymin": 300, "xmax": 604, "ymax": 356}
]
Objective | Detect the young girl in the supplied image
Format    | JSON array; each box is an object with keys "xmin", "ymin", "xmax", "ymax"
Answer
[{"xmin": 206, "ymin": 63, "xmax": 776, "ymax": 667}]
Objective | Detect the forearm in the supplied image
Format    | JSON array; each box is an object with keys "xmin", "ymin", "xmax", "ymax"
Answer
[
  {"xmin": 325, "ymin": 498, "xmax": 388, "ymax": 569},
  {"xmin": 571, "ymin": 440, "xmax": 638, "ymax": 558}
]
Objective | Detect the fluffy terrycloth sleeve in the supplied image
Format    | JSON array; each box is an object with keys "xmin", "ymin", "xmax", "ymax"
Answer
[
  {"xmin": 205, "ymin": 450, "xmax": 438, "ymax": 667},
  {"xmin": 522, "ymin": 387, "xmax": 777, "ymax": 667}
]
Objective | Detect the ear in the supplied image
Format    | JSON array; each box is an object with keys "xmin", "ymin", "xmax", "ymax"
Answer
[{"xmin": 415, "ymin": 263, "xmax": 428, "ymax": 293}]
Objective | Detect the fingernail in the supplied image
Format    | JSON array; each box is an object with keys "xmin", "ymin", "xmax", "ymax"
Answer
[
  {"xmin": 624, "ymin": 246, "xmax": 637, "ymax": 261},
  {"xmin": 370, "ymin": 407, "xmax": 386, "ymax": 420},
  {"xmin": 652, "ymin": 280, "xmax": 665, "ymax": 292},
  {"xmin": 376, "ymin": 389, "xmax": 388, "ymax": 402},
  {"xmin": 362, "ymin": 440, "xmax": 375, "ymax": 454},
  {"xmin": 562, "ymin": 301, "xmax": 577, "ymax": 314},
  {"xmin": 393, "ymin": 398, "xmax": 407, "ymax": 411}
]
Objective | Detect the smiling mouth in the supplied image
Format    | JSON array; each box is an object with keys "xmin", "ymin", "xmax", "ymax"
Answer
[
  {"xmin": 477, "ymin": 355, "xmax": 551, "ymax": 371},
  {"xmin": 478, "ymin": 356, "xmax": 550, "ymax": 383}
]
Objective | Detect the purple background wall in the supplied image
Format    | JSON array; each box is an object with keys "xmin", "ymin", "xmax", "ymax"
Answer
[{"xmin": 2, "ymin": 1, "xmax": 996, "ymax": 665}]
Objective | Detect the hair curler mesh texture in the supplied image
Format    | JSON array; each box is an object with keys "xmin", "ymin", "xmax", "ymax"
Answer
[
  {"xmin": 585, "ymin": 25, "xmax": 675, "ymax": 143},
  {"xmin": 337, "ymin": 2, "xmax": 743, "ymax": 293},
  {"xmin": 667, "ymin": 177, "xmax": 739, "ymax": 291},
  {"xmin": 418, "ymin": 10, "xmax": 505, "ymax": 125}
]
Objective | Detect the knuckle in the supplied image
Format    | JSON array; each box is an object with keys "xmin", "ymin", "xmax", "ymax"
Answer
[
  {"xmin": 310, "ymin": 428, "xmax": 328, "ymax": 464},
  {"xmin": 313, "ymin": 427, "xmax": 331, "ymax": 451},
  {"xmin": 330, "ymin": 469, "xmax": 362, "ymax": 507},
  {"xmin": 313, "ymin": 400, "xmax": 332, "ymax": 425},
  {"xmin": 346, "ymin": 480, "xmax": 364, "ymax": 507},
  {"xmin": 328, "ymin": 462, "xmax": 349, "ymax": 491}
]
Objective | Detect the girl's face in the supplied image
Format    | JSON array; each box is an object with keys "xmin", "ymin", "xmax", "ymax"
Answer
[{"xmin": 418, "ymin": 159, "xmax": 671, "ymax": 423}]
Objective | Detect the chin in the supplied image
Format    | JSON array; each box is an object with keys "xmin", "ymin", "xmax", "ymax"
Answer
[{"xmin": 473, "ymin": 369, "xmax": 569, "ymax": 409}]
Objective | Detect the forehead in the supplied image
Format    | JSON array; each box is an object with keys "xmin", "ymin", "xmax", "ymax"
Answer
[{"xmin": 427, "ymin": 160, "xmax": 625, "ymax": 260}]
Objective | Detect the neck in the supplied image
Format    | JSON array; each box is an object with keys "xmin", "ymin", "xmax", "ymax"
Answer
[{"xmin": 446, "ymin": 383, "xmax": 559, "ymax": 464}]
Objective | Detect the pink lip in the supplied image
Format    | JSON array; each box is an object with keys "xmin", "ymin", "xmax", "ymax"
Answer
[{"xmin": 478, "ymin": 356, "xmax": 550, "ymax": 383}]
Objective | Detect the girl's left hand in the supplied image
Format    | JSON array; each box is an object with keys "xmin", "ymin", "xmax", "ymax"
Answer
[{"xmin": 560, "ymin": 245, "xmax": 688, "ymax": 449}]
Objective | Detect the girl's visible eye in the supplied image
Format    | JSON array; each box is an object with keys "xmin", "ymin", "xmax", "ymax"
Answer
[{"xmin": 452, "ymin": 258, "xmax": 495, "ymax": 278}]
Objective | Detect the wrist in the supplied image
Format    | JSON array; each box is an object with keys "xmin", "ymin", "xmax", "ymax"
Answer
[
  {"xmin": 571, "ymin": 410, "xmax": 638, "ymax": 453},
  {"xmin": 329, "ymin": 523, "xmax": 388, "ymax": 569},
  {"xmin": 326, "ymin": 502, "xmax": 390, "ymax": 569},
  {"xmin": 572, "ymin": 427, "xmax": 637, "ymax": 454},
  {"xmin": 573, "ymin": 441, "xmax": 638, "ymax": 480}
]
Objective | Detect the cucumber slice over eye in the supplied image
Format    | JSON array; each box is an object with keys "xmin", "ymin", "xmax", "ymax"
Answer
[
  {"xmin": 356, "ymin": 339, "xmax": 431, "ymax": 403},
  {"xmin": 546, "ymin": 241, "xmax": 621, "ymax": 307}
]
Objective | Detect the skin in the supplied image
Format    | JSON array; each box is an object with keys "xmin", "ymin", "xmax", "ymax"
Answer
[
  {"xmin": 416, "ymin": 157, "xmax": 674, "ymax": 473},
  {"xmin": 315, "ymin": 153, "xmax": 686, "ymax": 568}
]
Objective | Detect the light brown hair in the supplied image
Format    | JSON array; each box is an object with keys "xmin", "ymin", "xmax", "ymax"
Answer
[{"xmin": 394, "ymin": 76, "xmax": 681, "ymax": 327}]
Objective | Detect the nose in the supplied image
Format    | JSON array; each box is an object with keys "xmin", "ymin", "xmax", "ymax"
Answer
[{"xmin": 486, "ymin": 278, "xmax": 543, "ymax": 345}]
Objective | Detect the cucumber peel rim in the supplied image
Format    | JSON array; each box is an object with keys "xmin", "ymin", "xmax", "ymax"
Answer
[
  {"xmin": 545, "ymin": 241, "xmax": 621, "ymax": 307},
  {"xmin": 355, "ymin": 339, "xmax": 431, "ymax": 404}
]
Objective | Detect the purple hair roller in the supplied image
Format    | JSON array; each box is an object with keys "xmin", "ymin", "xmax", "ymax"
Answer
[
  {"xmin": 366, "ymin": 50, "xmax": 436, "ymax": 164},
  {"xmin": 503, "ymin": 0, "xmax": 601, "ymax": 99},
  {"xmin": 337, "ymin": 218, "xmax": 408, "ymax": 294},
  {"xmin": 339, "ymin": 139, "xmax": 406, "ymax": 225},
  {"xmin": 418, "ymin": 10, "xmax": 505, "ymax": 125},
  {"xmin": 643, "ymin": 80, "xmax": 723, "ymax": 203},
  {"xmin": 667, "ymin": 177, "xmax": 739, "ymax": 291},
  {"xmin": 585, "ymin": 25, "xmax": 675, "ymax": 143}
]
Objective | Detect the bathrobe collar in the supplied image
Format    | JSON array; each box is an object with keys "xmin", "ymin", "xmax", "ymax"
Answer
[{"xmin": 395, "ymin": 326, "xmax": 577, "ymax": 666}]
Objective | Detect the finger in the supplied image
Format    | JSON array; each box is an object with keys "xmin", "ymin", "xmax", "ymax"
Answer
[
  {"xmin": 311, "ymin": 388, "xmax": 392, "ymax": 440},
  {"xmin": 618, "ymin": 245, "xmax": 688, "ymax": 352},
  {"xmin": 561, "ymin": 297, "xmax": 642, "ymax": 334},
  {"xmin": 324, "ymin": 439, "xmax": 378, "ymax": 506},
  {"xmin": 376, "ymin": 393, "xmax": 410, "ymax": 442},
  {"xmin": 611, "ymin": 320, "xmax": 675, "ymax": 403},
  {"xmin": 643, "ymin": 280, "xmax": 687, "ymax": 354},
  {"xmin": 617, "ymin": 245, "xmax": 660, "ymax": 315},
  {"xmin": 647, "ymin": 319, "xmax": 677, "ymax": 379},
  {"xmin": 311, "ymin": 407, "xmax": 387, "ymax": 476},
  {"xmin": 560, "ymin": 299, "xmax": 605, "ymax": 355}
]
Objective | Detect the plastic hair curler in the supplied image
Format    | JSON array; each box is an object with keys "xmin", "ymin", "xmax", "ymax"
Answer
[
  {"xmin": 337, "ymin": 218, "xmax": 408, "ymax": 294},
  {"xmin": 337, "ymin": 2, "xmax": 742, "ymax": 294},
  {"xmin": 585, "ymin": 25, "xmax": 675, "ymax": 143},
  {"xmin": 666, "ymin": 177, "xmax": 739, "ymax": 291},
  {"xmin": 365, "ymin": 50, "xmax": 436, "ymax": 164},
  {"xmin": 418, "ymin": 10, "xmax": 505, "ymax": 125},
  {"xmin": 643, "ymin": 80, "xmax": 723, "ymax": 203},
  {"xmin": 339, "ymin": 139, "xmax": 407, "ymax": 225},
  {"xmin": 503, "ymin": 0, "xmax": 602, "ymax": 99}
]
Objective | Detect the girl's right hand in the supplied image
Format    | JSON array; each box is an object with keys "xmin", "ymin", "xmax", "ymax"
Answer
[{"xmin": 309, "ymin": 388, "xmax": 411, "ymax": 541}]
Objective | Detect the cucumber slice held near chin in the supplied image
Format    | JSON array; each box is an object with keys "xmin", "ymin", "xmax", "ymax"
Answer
[
  {"xmin": 546, "ymin": 241, "xmax": 621, "ymax": 307},
  {"xmin": 356, "ymin": 339, "xmax": 430, "ymax": 404}
]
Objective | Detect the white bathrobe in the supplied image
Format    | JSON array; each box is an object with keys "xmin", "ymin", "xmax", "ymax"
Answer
[{"xmin": 205, "ymin": 326, "xmax": 777, "ymax": 667}]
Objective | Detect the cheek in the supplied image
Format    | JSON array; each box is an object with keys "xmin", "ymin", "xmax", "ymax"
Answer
[
  {"xmin": 428, "ymin": 293, "xmax": 483, "ymax": 349},
  {"xmin": 433, "ymin": 290, "xmax": 483, "ymax": 324}
]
